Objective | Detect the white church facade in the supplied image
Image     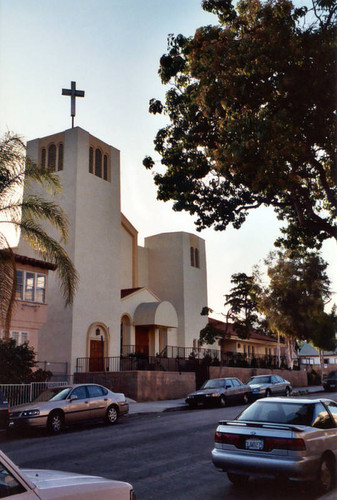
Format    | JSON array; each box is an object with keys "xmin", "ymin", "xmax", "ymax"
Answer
[{"xmin": 18, "ymin": 127, "xmax": 208, "ymax": 375}]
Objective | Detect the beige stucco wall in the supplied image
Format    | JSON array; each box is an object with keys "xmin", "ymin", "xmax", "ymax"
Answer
[
  {"xmin": 144, "ymin": 232, "xmax": 208, "ymax": 349},
  {"xmin": 22, "ymin": 127, "xmax": 122, "ymax": 374}
]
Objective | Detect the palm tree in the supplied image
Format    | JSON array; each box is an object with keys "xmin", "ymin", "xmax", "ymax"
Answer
[{"xmin": 0, "ymin": 133, "xmax": 78, "ymax": 339}]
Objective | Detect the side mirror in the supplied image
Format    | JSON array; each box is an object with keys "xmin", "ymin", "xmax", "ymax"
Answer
[
  {"xmin": 225, "ymin": 385, "xmax": 231, "ymax": 389},
  {"xmin": 69, "ymin": 395, "xmax": 78, "ymax": 401}
]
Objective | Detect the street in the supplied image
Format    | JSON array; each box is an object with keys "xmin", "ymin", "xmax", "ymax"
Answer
[{"xmin": 0, "ymin": 393, "xmax": 336, "ymax": 500}]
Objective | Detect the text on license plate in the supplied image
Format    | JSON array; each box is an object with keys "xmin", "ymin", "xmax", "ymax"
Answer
[
  {"xmin": 245, "ymin": 438, "xmax": 264, "ymax": 450},
  {"xmin": 330, "ymin": 384, "xmax": 335, "ymax": 387}
]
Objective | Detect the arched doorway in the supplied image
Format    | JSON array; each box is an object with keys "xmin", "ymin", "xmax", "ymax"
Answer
[{"xmin": 87, "ymin": 323, "xmax": 109, "ymax": 372}]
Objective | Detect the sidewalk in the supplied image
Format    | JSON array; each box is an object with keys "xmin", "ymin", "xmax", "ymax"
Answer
[{"xmin": 127, "ymin": 385, "xmax": 324, "ymax": 415}]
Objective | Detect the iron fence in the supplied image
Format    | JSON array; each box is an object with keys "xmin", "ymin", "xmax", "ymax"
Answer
[{"xmin": 0, "ymin": 381, "xmax": 69, "ymax": 407}]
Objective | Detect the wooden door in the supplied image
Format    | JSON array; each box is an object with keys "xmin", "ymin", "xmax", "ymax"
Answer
[{"xmin": 89, "ymin": 339, "xmax": 104, "ymax": 371}]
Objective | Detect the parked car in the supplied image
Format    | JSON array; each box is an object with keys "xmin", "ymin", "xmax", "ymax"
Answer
[
  {"xmin": 9, "ymin": 383, "xmax": 129, "ymax": 433},
  {"xmin": 0, "ymin": 388, "xmax": 9, "ymax": 430},
  {"xmin": 0, "ymin": 449, "xmax": 135, "ymax": 499},
  {"xmin": 246, "ymin": 374, "xmax": 292, "ymax": 398},
  {"xmin": 212, "ymin": 397, "xmax": 337, "ymax": 493},
  {"xmin": 185, "ymin": 377, "xmax": 252, "ymax": 408},
  {"xmin": 323, "ymin": 371, "xmax": 337, "ymax": 392}
]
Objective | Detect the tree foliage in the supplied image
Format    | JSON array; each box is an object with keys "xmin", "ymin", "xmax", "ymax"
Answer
[
  {"xmin": 0, "ymin": 133, "xmax": 79, "ymax": 335},
  {"xmin": 144, "ymin": 0, "xmax": 337, "ymax": 249},
  {"xmin": 0, "ymin": 339, "xmax": 35, "ymax": 383},
  {"xmin": 256, "ymin": 250, "xmax": 336, "ymax": 351}
]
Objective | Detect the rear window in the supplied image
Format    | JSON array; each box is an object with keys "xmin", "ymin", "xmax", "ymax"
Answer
[
  {"xmin": 237, "ymin": 401, "xmax": 314, "ymax": 426},
  {"xmin": 247, "ymin": 376, "xmax": 271, "ymax": 385}
]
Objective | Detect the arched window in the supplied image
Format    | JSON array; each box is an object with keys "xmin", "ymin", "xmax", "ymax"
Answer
[
  {"xmin": 48, "ymin": 144, "xmax": 56, "ymax": 170},
  {"xmin": 41, "ymin": 148, "xmax": 46, "ymax": 167},
  {"xmin": 95, "ymin": 149, "xmax": 102, "ymax": 177},
  {"xmin": 58, "ymin": 143, "xmax": 64, "ymax": 171},
  {"xmin": 190, "ymin": 247, "xmax": 195, "ymax": 267},
  {"xmin": 89, "ymin": 147, "xmax": 93, "ymax": 174},
  {"xmin": 103, "ymin": 154, "xmax": 108, "ymax": 181},
  {"xmin": 194, "ymin": 248, "xmax": 199, "ymax": 268}
]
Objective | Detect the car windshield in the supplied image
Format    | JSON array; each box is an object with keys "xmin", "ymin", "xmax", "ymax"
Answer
[
  {"xmin": 327, "ymin": 372, "xmax": 337, "ymax": 379},
  {"xmin": 237, "ymin": 401, "xmax": 314, "ymax": 426},
  {"xmin": 247, "ymin": 376, "xmax": 271, "ymax": 385},
  {"xmin": 201, "ymin": 379, "xmax": 226, "ymax": 389},
  {"xmin": 33, "ymin": 387, "xmax": 72, "ymax": 402}
]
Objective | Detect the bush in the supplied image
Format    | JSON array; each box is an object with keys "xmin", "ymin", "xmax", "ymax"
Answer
[{"xmin": 0, "ymin": 339, "xmax": 36, "ymax": 383}]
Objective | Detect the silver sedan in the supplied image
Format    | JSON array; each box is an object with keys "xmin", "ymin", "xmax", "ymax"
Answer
[
  {"xmin": 212, "ymin": 397, "xmax": 337, "ymax": 494},
  {"xmin": 9, "ymin": 383, "xmax": 129, "ymax": 433}
]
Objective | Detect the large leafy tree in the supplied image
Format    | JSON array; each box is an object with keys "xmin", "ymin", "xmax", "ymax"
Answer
[
  {"xmin": 256, "ymin": 250, "xmax": 336, "ymax": 366},
  {"xmin": 144, "ymin": 0, "xmax": 337, "ymax": 249},
  {"xmin": 0, "ymin": 133, "xmax": 78, "ymax": 337}
]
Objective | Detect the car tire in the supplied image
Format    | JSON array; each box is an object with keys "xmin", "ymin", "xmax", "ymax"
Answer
[
  {"xmin": 105, "ymin": 405, "xmax": 119, "ymax": 425},
  {"xmin": 242, "ymin": 393, "xmax": 249, "ymax": 404},
  {"xmin": 219, "ymin": 395, "xmax": 227, "ymax": 408},
  {"xmin": 285, "ymin": 387, "xmax": 291, "ymax": 397},
  {"xmin": 227, "ymin": 472, "xmax": 249, "ymax": 486},
  {"xmin": 47, "ymin": 411, "xmax": 64, "ymax": 434},
  {"xmin": 317, "ymin": 456, "xmax": 335, "ymax": 493},
  {"xmin": 265, "ymin": 389, "xmax": 271, "ymax": 397}
]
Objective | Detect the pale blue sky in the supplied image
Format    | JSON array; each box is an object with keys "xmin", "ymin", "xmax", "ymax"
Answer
[{"xmin": 1, "ymin": 0, "xmax": 335, "ymax": 315}]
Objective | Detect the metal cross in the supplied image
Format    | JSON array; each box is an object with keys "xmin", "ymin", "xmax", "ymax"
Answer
[{"xmin": 62, "ymin": 81, "xmax": 85, "ymax": 128}]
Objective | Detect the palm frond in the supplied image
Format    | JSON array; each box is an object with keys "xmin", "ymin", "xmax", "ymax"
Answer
[
  {"xmin": 20, "ymin": 219, "xmax": 79, "ymax": 305},
  {"xmin": 0, "ymin": 237, "xmax": 16, "ymax": 339}
]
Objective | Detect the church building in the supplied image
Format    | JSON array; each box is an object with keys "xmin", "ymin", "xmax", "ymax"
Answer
[{"xmin": 18, "ymin": 126, "xmax": 208, "ymax": 376}]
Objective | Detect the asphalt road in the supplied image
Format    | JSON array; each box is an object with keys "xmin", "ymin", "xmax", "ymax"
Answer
[{"xmin": 1, "ymin": 393, "xmax": 336, "ymax": 500}]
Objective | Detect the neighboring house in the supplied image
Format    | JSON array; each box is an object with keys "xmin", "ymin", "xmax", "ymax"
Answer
[
  {"xmin": 17, "ymin": 127, "xmax": 208, "ymax": 375},
  {"xmin": 207, "ymin": 318, "xmax": 282, "ymax": 360},
  {"xmin": 0, "ymin": 254, "xmax": 56, "ymax": 354},
  {"xmin": 298, "ymin": 343, "xmax": 337, "ymax": 368}
]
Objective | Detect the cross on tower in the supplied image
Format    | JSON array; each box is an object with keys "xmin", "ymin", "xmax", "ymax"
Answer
[{"xmin": 62, "ymin": 81, "xmax": 85, "ymax": 128}]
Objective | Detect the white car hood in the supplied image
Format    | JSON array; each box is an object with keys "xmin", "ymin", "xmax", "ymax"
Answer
[{"xmin": 22, "ymin": 468, "xmax": 129, "ymax": 491}]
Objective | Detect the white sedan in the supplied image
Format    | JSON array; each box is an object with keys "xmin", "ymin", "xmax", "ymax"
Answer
[{"xmin": 0, "ymin": 450, "xmax": 135, "ymax": 499}]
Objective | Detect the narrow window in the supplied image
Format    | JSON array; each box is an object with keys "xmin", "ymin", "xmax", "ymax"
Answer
[
  {"xmin": 20, "ymin": 332, "xmax": 29, "ymax": 344},
  {"xmin": 95, "ymin": 149, "xmax": 102, "ymax": 177},
  {"xmin": 48, "ymin": 144, "xmax": 56, "ymax": 170},
  {"xmin": 10, "ymin": 331, "xmax": 19, "ymax": 344},
  {"xmin": 190, "ymin": 247, "xmax": 195, "ymax": 267},
  {"xmin": 36, "ymin": 274, "xmax": 46, "ymax": 303},
  {"xmin": 24, "ymin": 272, "xmax": 35, "ymax": 301},
  {"xmin": 89, "ymin": 147, "xmax": 94, "ymax": 174},
  {"xmin": 16, "ymin": 270, "xmax": 23, "ymax": 299},
  {"xmin": 41, "ymin": 148, "xmax": 46, "ymax": 167},
  {"xmin": 194, "ymin": 248, "xmax": 199, "ymax": 268},
  {"xmin": 103, "ymin": 154, "xmax": 108, "ymax": 180},
  {"xmin": 58, "ymin": 143, "xmax": 64, "ymax": 171}
]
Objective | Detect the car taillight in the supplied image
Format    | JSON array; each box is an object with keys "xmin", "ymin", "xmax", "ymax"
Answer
[
  {"xmin": 264, "ymin": 437, "xmax": 306, "ymax": 451},
  {"xmin": 130, "ymin": 489, "xmax": 136, "ymax": 500},
  {"xmin": 215, "ymin": 431, "xmax": 241, "ymax": 447}
]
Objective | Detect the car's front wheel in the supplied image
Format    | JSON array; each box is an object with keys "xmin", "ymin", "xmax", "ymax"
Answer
[
  {"xmin": 47, "ymin": 411, "xmax": 64, "ymax": 434},
  {"xmin": 317, "ymin": 456, "xmax": 335, "ymax": 493},
  {"xmin": 105, "ymin": 405, "xmax": 119, "ymax": 425},
  {"xmin": 284, "ymin": 387, "xmax": 291, "ymax": 397},
  {"xmin": 227, "ymin": 472, "xmax": 249, "ymax": 486},
  {"xmin": 242, "ymin": 393, "xmax": 249, "ymax": 404},
  {"xmin": 265, "ymin": 389, "xmax": 271, "ymax": 397},
  {"xmin": 219, "ymin": 395, "xmax": 227, "ymax": 407}
]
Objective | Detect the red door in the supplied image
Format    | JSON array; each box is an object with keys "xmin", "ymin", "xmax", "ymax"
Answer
[
  {"xmin": 135, "ymin": 327, "xmax": 149, "ymax": 355},
  {"xmin": 89, "ymin": 339, "xmax": 104, "ymax": 371}
]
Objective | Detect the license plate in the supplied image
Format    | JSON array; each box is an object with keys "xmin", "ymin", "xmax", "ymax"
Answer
[
  {"xmin": 245, "ymin": 438, "xmax": 264, "ymax": 450},
  {"xmin": 330, "ymin": 384, "xmax": 335, "ymax": 388}
]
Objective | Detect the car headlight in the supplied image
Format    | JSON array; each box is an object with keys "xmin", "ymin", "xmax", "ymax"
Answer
[
  {"xmin": 211, "ymin": 393, "xmax": 220, "ymax": 397},
  {"xmin": 21, "ymin": 409, "xmax": 40, "ymax": 417}
]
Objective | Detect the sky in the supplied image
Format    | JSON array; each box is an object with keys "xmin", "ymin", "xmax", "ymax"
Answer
[{"xmin": 0, "ymin": 0, "xmax": 336, "ymax": 317}]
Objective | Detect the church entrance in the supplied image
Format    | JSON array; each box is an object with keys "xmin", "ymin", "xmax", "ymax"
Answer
[
  {"xmin": 88, "ymin": 325, "xmax": 108, "ymax": 372},
  {"xmin": 135, "ymin": 326, "xmax": 149, "ymax": 355}
]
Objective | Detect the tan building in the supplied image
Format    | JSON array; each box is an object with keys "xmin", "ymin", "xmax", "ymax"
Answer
[{"xmin": 18, "ymin": 127, "xmax": 208, "ymax": 375}]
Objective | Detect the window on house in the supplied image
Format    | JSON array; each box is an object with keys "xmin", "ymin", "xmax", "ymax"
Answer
[
  {"xmin": 16, "ymin": 270, "xmax": 47, "ymax": 303},
  {"xmin": 194, "ymin": 248, "xmax": 199, "ymax": 268},
  {"xmin": 41, "ymin": 148, "xmax": 46, "ymax": 167},
  {"xmin": 190, "ymin": 247, "xmax": 195, "ymax": 267},
  {"xmin": 95, "ymin": 149, "xmax": 102, "ymax": 177},
  {"xmin": 103, "ymin": 154, "xmax": 108, "ymax": 180},
  {"xmin": 89, "ymin": 147, "xmax": 94, "ymax": 173},
  {"xmin": 10, "ymin": 331, "xmax": 29, "ymax": 345},
  {"xmin": 58, "ymin": 143, "xmax": 64, "ymax": 171},
  {"xmin": 48, "ymin": 144, "xmax": 56, "ymax": 170}
]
